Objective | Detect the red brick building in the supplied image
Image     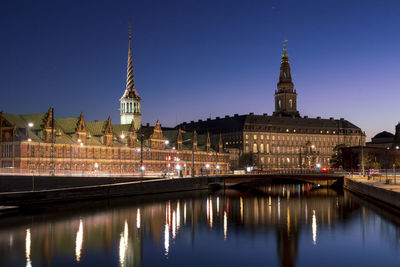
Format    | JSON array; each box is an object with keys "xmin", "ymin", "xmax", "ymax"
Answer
[{"xmin": 0, "ymin": 109, "xmax": 229, "ymax": 176}]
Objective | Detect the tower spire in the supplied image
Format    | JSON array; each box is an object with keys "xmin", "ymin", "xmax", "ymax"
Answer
[
  {"xmin": 124, "ymin": 22, "xmax": 138, "ymax": 98},
  {"xmin": 279, "ymin": 40, "xmax": 292, "ymax": 83},
  {"xmin": 120, "ymin": 23, "xmax": 142, "ymax": 127},
  {"xmin": 273, "ymin": 40, "xmax": 299, "ymax": 118}
]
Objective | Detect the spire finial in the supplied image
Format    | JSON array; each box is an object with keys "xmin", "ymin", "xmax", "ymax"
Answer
[
  {"xmin": 128, "ymin": 21, "xmax": 132, "ymax": 40},
  {"xmin": 283, "ymin": 40, "xmax": 288, "ymax": 54}
]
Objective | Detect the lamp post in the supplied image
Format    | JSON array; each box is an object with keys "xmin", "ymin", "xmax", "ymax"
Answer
[
  {"xmin": 139, "ymin": 128, "xmax": 144, "ymax": 176},
  {"xmin": 26, "ymin": 128, "xmax": 34, "ymax": 191},
  {"xmin": 49, "ymin": 112, "xmax": 55, "ymax": 176},
  {"xmin": 205, "ymin": 164, "xmax": 210, "ymax": 176},
  {"xmin": 26, "ymin": 122, "xmax": 34, "ymax": 173},
  {"xmin": 395, "ymin": 146, "xmax": 399, "ymax": 184},
  {"xmin": 120, "ymin": 134, "xmax": 125, "ymax": 175}
]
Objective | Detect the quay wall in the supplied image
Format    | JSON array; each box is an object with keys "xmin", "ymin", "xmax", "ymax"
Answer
[
  {"xmin": 344, "ymin": 177, "xmax": 400, "ymax": 209},
  {"xmin": 0, "ymin": 177, "xmax": 223, "ymax": 206},
  {"xmin": 0, "ymin": 175, "xmax": 147, "ymax": 192}
]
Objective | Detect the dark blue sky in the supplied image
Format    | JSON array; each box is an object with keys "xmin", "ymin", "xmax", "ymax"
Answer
[{"xmin": 1, "ymin": 0, "xmax": 399, "ymax": 140}]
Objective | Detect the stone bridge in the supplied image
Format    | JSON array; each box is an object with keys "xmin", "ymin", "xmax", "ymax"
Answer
[{"xmin": 218, "ymin": 173, "xmax": 344, "ymax": 187}]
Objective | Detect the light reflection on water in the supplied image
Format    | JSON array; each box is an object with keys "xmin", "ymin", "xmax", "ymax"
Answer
[
  {"xmin": 75, "ymin": 219, "xmax": 83, "ymax": 262},
  {"xmin": 1, "ymin": 184, "xmax": 400, "ymax": 267},
  {"xmin": 25, "ymin": 228, "xmax": 31, "ymax": 267}
]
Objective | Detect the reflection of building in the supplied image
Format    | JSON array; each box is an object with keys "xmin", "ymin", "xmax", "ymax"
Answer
[
  {"xmin": 0, "ymin": 186, "xmax": 375, "ymax": 267},
  {"xmin": 178, "ymin": 42, "xmax": 365, "ymax": 169},
  {"xmin": 0, "ymin": 26, "xmax": 229, "ymax": 175}
]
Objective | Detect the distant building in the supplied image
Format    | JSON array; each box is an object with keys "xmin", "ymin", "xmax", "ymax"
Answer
[
  {"xmin": 367, "ymin": 131, "xmax": 394, "ymax": 149},
  {"xmin": 178, "ymin": 42, "xmax": 365, "ymax": 169},
  {"xmin": 0, "ymin": 26, "xmax": 229, "ymax": 175},
  {"xmin": 366, "ymin": 123, "xmax": 400, "ymax": 150}
]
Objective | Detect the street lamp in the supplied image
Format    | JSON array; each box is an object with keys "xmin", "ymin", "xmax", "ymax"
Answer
[{"xmin": 205, "ymin": 164, "xmax": 210, "ymax": 176}]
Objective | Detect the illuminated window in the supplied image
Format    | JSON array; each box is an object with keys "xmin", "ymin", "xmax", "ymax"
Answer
[
  {"xmin": 289, "ymin": 99, "xmax": 293, "ymax": 109},
  {"xmin": 253, "ymin": 143, "xmax": 258, "ymax": 153},
  {"xmin": 260, "ymin": 144, "xmax": 264, "ymax": 153}
]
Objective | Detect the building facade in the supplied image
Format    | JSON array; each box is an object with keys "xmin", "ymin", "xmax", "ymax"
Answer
[
  {"xmin": 178, "ymin": 43, "xmax": 365, "ymax": 169},
  {"xmin": 0, "ymin": 109, "xmax": 229, "ymax": 176}
]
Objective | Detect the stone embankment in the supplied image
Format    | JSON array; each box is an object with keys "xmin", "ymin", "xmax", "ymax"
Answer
[
  {"xmin": 0, "ymin": 176, "xmax": 223, "ymax": 206},
  {"xmin": 344, "ymin": 175, "xmax": 400, "ymax": 209}
]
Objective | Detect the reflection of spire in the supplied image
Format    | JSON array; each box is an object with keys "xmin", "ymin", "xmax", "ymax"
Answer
[
  {"xmin": 312, "ymin": 210, "xmax": 317, "ymax": 245},
  {"xmin": 119, "ymin": 220, "xmax": 129, "ymax": 267},
  {"xmin": 223, "ymin": 211, "xmax": 228, "ymax": 240},
  {"xmin": 25, "ymin": 228, "xmax": 32, "ymax": 267},
  {"xmin": 136, "ymin": 208, "xmax": 141, "ymax": 229},
  {"xmin": 177, "ymin": 201, "xmax": 181, "ymax": 229},
  {"xmin": 164, "ymin": 223, "xmax": 170, "ymax": 257},
  {"xmin": 75, "ymin": 219, "xmax": 83, "ymax": 262}
]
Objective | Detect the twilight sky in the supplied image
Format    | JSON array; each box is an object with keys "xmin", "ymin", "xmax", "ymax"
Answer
[{"xmin": 1, "ymin": 0, "xmax": 399, "ymax": 140}]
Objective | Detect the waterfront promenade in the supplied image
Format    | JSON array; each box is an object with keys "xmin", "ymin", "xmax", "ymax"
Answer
[{"xmin": 344, "ymin": 175, "xmax": 400, "ymax": 210}]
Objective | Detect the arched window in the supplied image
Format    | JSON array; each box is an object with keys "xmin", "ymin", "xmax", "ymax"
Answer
[
  {"xmin": 289, "ymin": 99, "xmax": 293, "ymax": 109},
  {"xmin": 278, "ymin": 100, "xmax": 282, "ymax": 109},
  {"xmin": 253, "ymin": 143, "xmax": 258, "ymax": 153},
  {"xmin": 260, "ymin": 143, "xmax": 264, "ymax": 153}
]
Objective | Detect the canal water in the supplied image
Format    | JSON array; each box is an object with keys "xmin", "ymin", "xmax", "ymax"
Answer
[{"xmin": 1, "ymin": 183, "xmax": 400, "ymax": 267}]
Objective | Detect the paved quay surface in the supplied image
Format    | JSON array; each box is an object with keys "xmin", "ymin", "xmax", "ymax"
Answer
[{"xmin": 347, "ymin": 175, "xmax": 400, "ymax": 193}]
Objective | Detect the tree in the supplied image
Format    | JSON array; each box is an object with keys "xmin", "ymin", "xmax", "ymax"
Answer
[
  {"xmin": 238, "ymin": 153, "xmax": 255, "ymax": 168},
  {"xmin": 330, "ymin": 144, "xmax": 345, "ymax": 169},
  {"xmin": 370, "ymin": 161, "xmax": 380, "ymax": 170}
]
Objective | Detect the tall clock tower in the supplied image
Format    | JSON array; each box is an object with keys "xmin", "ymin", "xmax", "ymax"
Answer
[{"xmin": 273, "ymin": 41, "xmax": 300, "ymax": 118}]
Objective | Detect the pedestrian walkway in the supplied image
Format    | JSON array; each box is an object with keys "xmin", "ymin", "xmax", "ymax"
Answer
[{"xmin": 349, "ymin": 175, "xmax": 400, "ymax": 194}]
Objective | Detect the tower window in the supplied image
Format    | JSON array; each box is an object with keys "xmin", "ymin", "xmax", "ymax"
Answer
[
  {"xmin": 278, "ymin": 100, "xmax": 282, "ymax": 109},
  {"xmin": 289, "ymin": 99, "xmax": 293, "ymax": 109}
]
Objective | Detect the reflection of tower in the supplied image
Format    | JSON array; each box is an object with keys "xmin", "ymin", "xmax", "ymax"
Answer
[
  {"xmin": 120, "ymin": 23, "xmax": 142, "ymax": 128},
  {"xmin": 131, "ymin": 224, "xmax": 142, "ymax": 267},
  {"xmin": 276, "ymin": 228, "xmax": 299, "ymax": 267},
  {"xmin": 275, "ymin": 206, "xmax": 299, "ymax": 267},
  {"xmin": 43, "ymin": 226, "xmax": 54, "ymax": 267}
]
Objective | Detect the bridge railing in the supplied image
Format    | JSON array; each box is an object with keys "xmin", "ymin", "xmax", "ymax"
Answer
[{"xmin": 246, "ymin": 169, "xmax": 334, "ymax": 175}]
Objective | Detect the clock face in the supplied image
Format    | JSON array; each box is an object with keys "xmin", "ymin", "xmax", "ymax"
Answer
[{"xmin": 4, "ymin": 132, "xmax": 11, "ymax": 140}]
